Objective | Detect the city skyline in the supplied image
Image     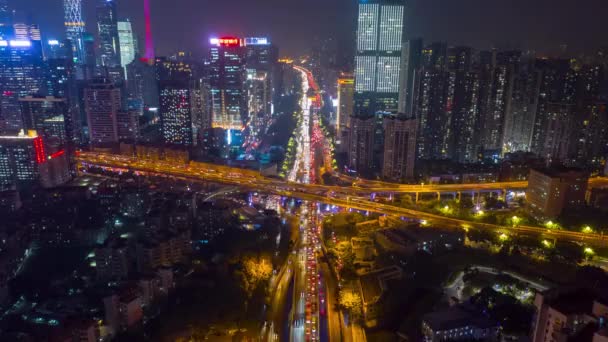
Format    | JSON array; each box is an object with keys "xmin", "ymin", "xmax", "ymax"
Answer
[{"xmin": 4, "ymin": 0, "xmax": 608, "ymax": 57}]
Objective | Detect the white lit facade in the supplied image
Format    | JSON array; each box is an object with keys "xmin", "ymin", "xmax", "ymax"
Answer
[
  {"xmin": 354, "ymin": 0, "xmax": 404, "ymax": 116},
  {"xmin": 118, "ymin": 20, "xmax": 137, "ymax": 73},
  {"xmin": 160, "ymin": 82, "xmax": 193, "ymax": 146}
]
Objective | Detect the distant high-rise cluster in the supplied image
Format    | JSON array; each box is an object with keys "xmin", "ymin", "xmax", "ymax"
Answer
[{"xmin": 345, "ymin": 0, "xmax": 608, "ymax": 179}]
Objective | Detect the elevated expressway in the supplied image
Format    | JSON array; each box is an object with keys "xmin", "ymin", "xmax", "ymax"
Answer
[{"xmin": 76, "ymin": 152, "xmax": 608, "ymax": 247}]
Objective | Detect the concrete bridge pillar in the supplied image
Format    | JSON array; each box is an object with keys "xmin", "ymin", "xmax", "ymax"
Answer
[
  {"xmin": 415, "ymin": 192, "xmax": 419, "ymax": 204},
  {"xmin": 436, "ymin": 192, "xmax": 441, "ymax": 201},
  {"xmin": 457, "ymin": 192, "xmax": 462, "ymax": 201}
]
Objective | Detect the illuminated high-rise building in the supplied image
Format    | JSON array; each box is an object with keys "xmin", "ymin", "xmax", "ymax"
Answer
[
  {"xmin": 84, "ymin": 80, "xmax": 121, "ymax": 145},
  {"xmin": 337, "ymin": 73, "xmax": 354, "ymax": 151},
  {"xmin": 0, "ymin": 0, "xmax": 12, "ymax": 39},
  {"xmin": 208, "ymin": 37, "xmax": 245, "ymax": 131},
  {"xmin": 159, "ymin": 81, "xmax": 193, "ymax": 146},
  {"xmin": 19, "ymin": 96, "xmax": 71, "ymax": 149},
  {"xmin": 118, "ymin": 20, "xmax": 137, "ymax": 75},
  {"xmin": 96, "ymin": 0, "xmax": 121, "ymax": 67},
  {"xmin": 354, "ymin": 0, "xmax": 404, "ymax": 117},
  {"xmin": 63, "ymin": 0, "xmax": 86, "ymax": 64},
  {"xmin": 13, "ymin": 23, "xmax": 40, "ymax": 41},
  {"xmin": 0, "ymin": 39, "xmax": 45, "ymax": 132},
  {"xmin": 0, "ymin": 130, "xmax": 45, "ymax": 186}
]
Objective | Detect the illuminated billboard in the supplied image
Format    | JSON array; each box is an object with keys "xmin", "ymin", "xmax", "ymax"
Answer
[
  {"xmin": 244, "ymin": 37, "xmax": 269, "ymax": 46},
  {"xmin": 209, "ymin": 37, "xmax": 241, "ymax": 47}
]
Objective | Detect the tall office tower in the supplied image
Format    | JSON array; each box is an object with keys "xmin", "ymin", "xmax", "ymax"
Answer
[
  {"xmin": 63, "ymin": 0, "xmax": 86, "ymax": 64},
  {"xmin": 0, "ymin": 0, "xmax": 12, "ymax": 39},
  {"xmin": 208, "ymin": 37, "xmax": 245, "ymax": 131},
  {"xmin": 337, "ymin": 73, "xmax": 354, "ymax": 150},
  {"xmin": 502, "ymin": 61, "xmax": 541, "ymax": 153},
  {"xmin": 0, "ymin": 39, "xmax": 45, "ymax": 132},
  {"xmin": 159, "ymin": 81, "xmax": 192, "ymax": 146},
  {"xmin": 354, "ymin": 0, "xmax": 405, "ymax": 117},
  {"xmin": 118, "ymin": 20, "xmax": 137, "ymax": 76},
  {"xmin": 81, "ymin": 32, "xmax": 97, "ymax": 79},
  {"xmin": 448, "ymin": 71, "xmax": 481, "ymax": 163},
  {"xmin": 19, "ymin": 96, "xmax": 71, "ymax": 149},
  {"xmin": 348, "ymin": 116, "xmax": 376, "ymax": 175},
  {"xmin": 413, "ymin": 68, "xmax": 450, "ymax": 159},
  {"xmin": 96, "ymin": 0, "xmax": 121, "ymax": 67},
  {"xmin": 126, "ymin": 58, "xmax": 158, "ymax": 108},
  {"xmin": 244, "ymin": 37, "xmax": 277, "ymax": 116},
  {"xmin": 84, "ymin": 80, "xmax": 121, "ymax": 145},
  {"xmin": 382, "ymin": 116, "xmax": 416, "ymax": 180},
  {"xmin": 189, "ymin": 77, "xmax": 211, "ymax": 139},
  {"xmin": 0, "ymin": 130, "xmax": 45, "ymax": 186},
  {"xmin": 245, "ymin": 69, "xmax": 270, "ymax": 117},
  {"xmin": 397, "ymin": 38, "xmax": 422, "ymax": 115}
]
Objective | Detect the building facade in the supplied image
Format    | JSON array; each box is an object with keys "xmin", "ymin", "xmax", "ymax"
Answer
[
  {"xmin": 84, "ymin": 80, "xmax": 121, "ymax": 145},
  {"xmin": 382, "ymin": 116, "xmax": 416, "ymax": 180}
]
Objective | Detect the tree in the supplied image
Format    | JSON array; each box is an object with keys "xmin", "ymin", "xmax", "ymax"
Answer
[{"xmin": 339, "ymin": 290, "xmax": 362, "ymax": 320}]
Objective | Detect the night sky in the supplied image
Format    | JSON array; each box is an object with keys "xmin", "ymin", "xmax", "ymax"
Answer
[{"xmin": 9, "ymin": 0, "xmax": 608, "ymax": 58}]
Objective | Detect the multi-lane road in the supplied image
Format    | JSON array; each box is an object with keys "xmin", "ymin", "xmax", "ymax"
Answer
[{"xmin": 75, "ymin": 150, "xmax": 608, "ymax": 246}]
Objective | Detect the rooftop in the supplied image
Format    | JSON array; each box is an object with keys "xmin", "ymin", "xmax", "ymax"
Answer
[{"xmin": 423, "ymin": 304, "xmax": 497, "ymax": 332}]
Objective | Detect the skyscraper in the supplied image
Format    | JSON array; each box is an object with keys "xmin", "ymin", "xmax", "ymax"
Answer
[
  {"xmin": 382, "ymin": 116, "xmax": 416, "ymax": 180},
  {"xmin": 96, "ymin": 0, "xmax": 121, "ymax": 67},
  {"xmin": 159, "ymin": 81, "xmax": 192, "ymax": 146},
  {"xmin": 354, "ymin": 0, "xmax": 405, "ymax": 117},
  {"xmin": 84, "ymin": 80, "xmax": 121, "ymax": 145},
  {"xmin": 63, "ymin": 0, "xmax": 86, "ymax": 64},
  {"xmin": 337, "ymin": 73, "xmax": 354, "ymax": 150},
  {"xmin": 0, "ymin": 0, "xmax": 12, "ymax": 39},
  {"xmin": 397, "ymin": 38, "xmax": 422, "ymax": 115},
  {"xmin": 0, "ymin": 39, "xmax": 45, "ymax": 132},
  {"xmin": 348, "ymin": 116, "xmax": 376, "ymax": 175},
  {"xmin": 208, "ymin": 37, "xmax": 245, "ymax": 131},
  {"xmin": 118, "ymin": 20, "xmax": 137, "ymax": 75}
]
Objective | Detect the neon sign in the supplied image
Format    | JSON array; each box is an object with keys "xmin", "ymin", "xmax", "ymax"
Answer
[
  {"xmin": 210, "ymin": 37, "xmax": 241, "ymax": 47},
  {"xmin": 33, "ymin": 137, "xmax": 46, "ymax": 164},
  {"xmin": 49, "ymin": 150, "xmax": 65, "ymax": 159}
]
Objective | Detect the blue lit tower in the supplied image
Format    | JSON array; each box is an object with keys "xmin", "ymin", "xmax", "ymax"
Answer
[
  {"xmin": 0, "ymin": 0, "xmax": 12, "ymax": 39},
  {"xmin": 96, "ymin": 0, "xmax": 121, "ymax": 67},
  {"xmin": 63, "ymin": 0, "xmax": 86, "ymax": 64},
  {"xmin": 354, "ymin": 0, "xmax": 404, "ymax": 117}
]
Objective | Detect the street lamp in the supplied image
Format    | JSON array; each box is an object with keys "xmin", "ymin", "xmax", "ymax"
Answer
[
  {"xmin": 584, "ymin": 247, "xmax": 595, "ymax": 256},
  {"xmin": 582, "ymin": 226, "xmax": 594, "ymax": 234}
]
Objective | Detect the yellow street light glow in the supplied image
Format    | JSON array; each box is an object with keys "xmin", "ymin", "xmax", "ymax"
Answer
[
  {"xmin": 582, "ymin": 226, "xmax": 593, "ymax": 234},
  {"xmin": 584, "ymin": 247, "xmax": 594, "ymax": 255},
  {"xmin": 499, "ymin": 233, "xmax": 509, "ymax": 241},
  {"xmin": 541, "ymin": 240, "xmax": 552, "ymax": 248}
]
